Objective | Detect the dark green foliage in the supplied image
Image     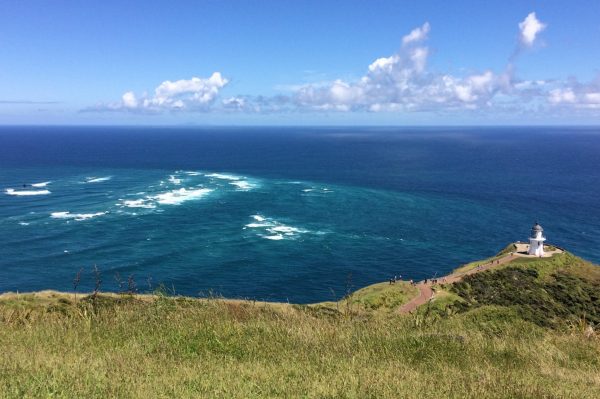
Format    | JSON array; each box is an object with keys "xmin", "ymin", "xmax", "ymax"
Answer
[{"xmin": 450, "ymin": 267, "xmax": 600, "ymax": 327}]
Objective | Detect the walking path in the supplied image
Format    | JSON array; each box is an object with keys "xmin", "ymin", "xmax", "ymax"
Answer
[{"xmin": 398, "ymin": 252, "xmax": 519, "ymax": 314}]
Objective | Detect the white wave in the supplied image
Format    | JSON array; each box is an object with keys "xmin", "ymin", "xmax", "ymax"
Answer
[
  {"xmin": 85, "ymin": 176, "xmax": 112, "ymax": 183},
  {"xmin": 263, "ymin": 234, "xmax": 284, "ymax": 240},
  {"xmin": 246, "ymin": 215, "xmax": 309, "ymax": 240},
  {"xmin": 245, "ymin": 222, "xmax": 271, "ymax": 228},
  {"xmin": 268, "ymin": 225, "xmax": 306, "ymax": 235},
  {"xmin": 206, "ymin": 173, "xmax": 242, "ymax": 181},
  {"xmin": 31, "ymin": 181, "xmax": 51, "ymax": 187},
  {"xmin": 6, "ymin": 188, "xmax": 51, "ymax": 196},
  {"xmin": 168, "ymin": 175, "xmax": 182, "ymax": 185},
  {"xmin": 51, "ymin": 211, "xmax": 107, "ymax": 221},
  {"xmin": 120, "ymin": 199, "xmax": 156, "ymax": 209},
  {"xmin": 230, "ymin": 180, "xmax": 253, "ymax": 190},
  {"xmin": 185, "ymin": 171, "xmax": 201, "ymax": 176},
  {"xmin": 18, "ymin": 222, "xmax": 30, "ymax": 226},
  {"xmin": 302, "ymin": 187, "xmax": 333, "ymax": 193},
  {"xmin": 118, "ymin": 188, "xmax": 211, "ymax": 208},
  {"xmin": 152, "ymin": 187, "xmax": 212, "ymax": 205}
]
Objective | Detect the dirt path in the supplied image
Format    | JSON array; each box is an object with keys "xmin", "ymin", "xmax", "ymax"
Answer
[{"xmin": 397, "ymin": 253, "xmax": 518, "ymax": 314}]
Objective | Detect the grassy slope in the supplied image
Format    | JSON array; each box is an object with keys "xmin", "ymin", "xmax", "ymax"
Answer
[
  {"xmin": 1, "ymin": 249, "xmax": 599, "ymax": 398},
  {"xmin": 452, "ymin": 243, "xmax": 516, "ymax": 275},
  {"xmin": 308, "ymin": 281, "xmax": 419, "ymax": 318}
]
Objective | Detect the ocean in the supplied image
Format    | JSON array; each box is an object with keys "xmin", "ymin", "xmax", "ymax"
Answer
[{"xmin": 1, "ymin": 126, "xmax": 599, "ymax": 303}]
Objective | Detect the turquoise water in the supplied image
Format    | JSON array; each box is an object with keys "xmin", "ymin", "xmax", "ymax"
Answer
[{"xmin": 1, "ymin": 127, "xmax": 599, "ymax": 302}]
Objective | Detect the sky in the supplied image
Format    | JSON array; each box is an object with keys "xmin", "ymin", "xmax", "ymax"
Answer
[{"xmin": 0, "ymin": 0, "xmax": 599, "ymax": 125}]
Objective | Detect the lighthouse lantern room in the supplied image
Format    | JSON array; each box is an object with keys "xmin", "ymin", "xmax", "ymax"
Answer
[{"xmin": 528, "ymin": 222, "xmax": 546, "ymax": 257}]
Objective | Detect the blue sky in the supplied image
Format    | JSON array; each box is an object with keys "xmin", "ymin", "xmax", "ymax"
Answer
[{"xmin": 0, "ymin": 0, "xmax": 599, "ymax": 125}]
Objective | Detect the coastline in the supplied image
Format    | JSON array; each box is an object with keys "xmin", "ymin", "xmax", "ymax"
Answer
[{"xmin": 0, "ymin": 242, "xmax": 580, "ymax": 315}]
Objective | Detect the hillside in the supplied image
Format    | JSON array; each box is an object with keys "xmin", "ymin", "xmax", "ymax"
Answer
[{"xmin": 1, "ymin": 246, "xmax": 599, "ymax": 398}]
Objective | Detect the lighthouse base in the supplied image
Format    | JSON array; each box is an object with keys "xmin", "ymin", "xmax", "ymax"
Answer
[{"xmin": 528, "ymin": 239, "xmax": 545, "ymax": 257}]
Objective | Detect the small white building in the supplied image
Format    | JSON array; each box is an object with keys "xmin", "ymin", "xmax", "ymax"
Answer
[{"xmin": 528, "ymin": 222, "xmax": 546, "ymax": 256}]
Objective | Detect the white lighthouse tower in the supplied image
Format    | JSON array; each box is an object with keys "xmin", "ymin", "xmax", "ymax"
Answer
[{"xmin": 528, "ymin": 222, "xmax": 546, "ymax": 257}]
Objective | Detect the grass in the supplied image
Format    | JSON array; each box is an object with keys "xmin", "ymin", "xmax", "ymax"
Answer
[
  {"xmin": 1, "ymin": 291, "xmax": 599, "ymax": 398},
  {"xmin": 1, "ymin": 247, "xmax": 599, "ymax": 398},
  {"xmin": 452, "ymin": 243, "xmax": 516, "ymax": 275},
  {"xmin": 327, "ymin": 281, "xmax": 417, "ymax": 313}
]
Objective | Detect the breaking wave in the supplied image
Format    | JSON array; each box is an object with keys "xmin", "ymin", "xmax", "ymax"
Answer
[
  {"xmin": 118, "ymin": 187, "xmax": 213, "ymax": 209},
  {"xmin": 51, "ymin": 211, "xmax": 107, "ymax": 221},
  {"xmin": 152, "ymin": 188, "xmax": 213, "ymax": 205},
  {"xmin": 168, "ymin": 175, "xmax": 182, "ymax": 185},
  {"xmin": 85, "ymin": 176, "xmax": 112, "ymax": 183},
  {"xmin": 5, "ymin": 188, "xmax": 51, "ymax": 196},
  {"xmin": 244, "ymin": 214, "xmax": 309, "ymax": 241},
  {"xmin": 205, "ymin": 173, "xmax": 241, "ymax": 180}
]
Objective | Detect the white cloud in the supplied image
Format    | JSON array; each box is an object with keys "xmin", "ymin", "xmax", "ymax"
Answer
[
  {"xmin": 84, "ymin": 15, "xmax": 600, "ymax": 118},
  {"xmin": 122, "ymin": 91, "xmax": 138, "ymax": 108},
  {"xmin": 519, "ymin": 12, "xmax": 546, "ymax": 46},
  {"xmin": 548, "ymin": 78, "xmax": 600, "ymax": 109},
  {"xmin": 368, "ymin": 55, "xmax": 400, "ymax": 73},
  {"xmin": 153, "ymin": 73, "xmax": 228, "ymax": 106},
  {"xmin": 549, "ymin": 88, "xmax": 576, "ymax": 104},
  {"xmin": 585, "ymin": 92, "xmax": 600, "ymax": 103},
  {"xmin": 287, "ymin": 23, "xmax": 509, "ymax": 113},
  {"xmin": 402, "ymin": 22, "xmax": 430, "ymax": 45},
  {"xmin": 90, "ymin": 72, "xmax": 228, "ymax": 112}
]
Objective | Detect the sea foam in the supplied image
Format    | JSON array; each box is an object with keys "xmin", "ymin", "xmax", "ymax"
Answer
[
  {"xmin": 31, "ymin": 181, "xmax": 51, "ymax": 187},
  {"xmin": 205, "ymin": 173, "xmax": 241, "ymax": 180},
  {"xmin": 230, "ymin": 180, "xmax": 253, "ymax": 190},
  {"xmin": 151, "ymin": 188, "xmax": 213, "ymax": 205},
  {"xmin": 168, "ymin": 175, "xmax": 182, "ymax": 185},
  {"xmin": 51, "ymin": 211, "xmax": 107, "ymax": 221},
  {"xmin": 5, "ymin": 188, "xmax": 51, "ymax": 196},
  {"xmin": 85, "ymin": 176, "xmax": 112, "ymax": 183},
  {"xmin": 120, "ymin": 199, "xmax": 156, "ymax": 209},
  {"xmin": 245, "ymin": 215, "xmax": 309, "ymax": 240}
]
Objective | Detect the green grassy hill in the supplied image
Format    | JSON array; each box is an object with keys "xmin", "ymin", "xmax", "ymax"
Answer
[{"xmin": 1, "ymin": 247, "xmax": 599, "ymax": 398}]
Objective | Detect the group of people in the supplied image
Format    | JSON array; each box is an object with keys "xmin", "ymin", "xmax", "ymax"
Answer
[
  {"xmin": 388, "ymin": 275, "xmax": 402, "ymax": 284},
  {"xmin": 390, "ymin": 276, "xmax": 447, "ymax": 285}
]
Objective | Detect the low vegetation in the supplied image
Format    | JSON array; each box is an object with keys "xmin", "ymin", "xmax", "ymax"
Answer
[{"xmin": 1, "ymin": 248, "xmax": 599, "ymax": 398}]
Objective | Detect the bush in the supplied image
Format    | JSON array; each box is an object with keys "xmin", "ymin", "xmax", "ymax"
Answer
[{"xmin": 450, "ymin": 267, "xmax": 600, "ymax": 327}]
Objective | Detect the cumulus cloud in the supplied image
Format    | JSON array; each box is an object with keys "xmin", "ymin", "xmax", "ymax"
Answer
[
  {"xmin": 519, "ymin": 12, "xmax": 546, "ymax": 47},
  {"xmin": 548, "ymin": 76, "xmax": 600, "ymax": 109},
  {"xmin": 122, "ymin": 91, "xmax": 138, "ymax": 108},
  {"xmin": 402, "ymin": 22, "xmax": 430, "ymax": 45},
  {"xmin": 261, "ymin": 14, "xmax": 569, "ymax": 115},
  {"xmin": 285, "ymin": 22, "xmax": 513, "ymax": 113},
  {"xmin": 85, "ymin": 13, "xmax": 599, "ymax": 117},
  {"xmin": 87, "ymin": 72, "xmax": 228, "ymax": 112}
]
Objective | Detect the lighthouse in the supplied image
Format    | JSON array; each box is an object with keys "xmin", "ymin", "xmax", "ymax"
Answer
[{"xmin": 528, "ymin": 222, "xmax": 546, "ymax": 256}]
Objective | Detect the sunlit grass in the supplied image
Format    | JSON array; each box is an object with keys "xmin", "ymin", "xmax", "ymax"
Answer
[{"xmin": 1, "ymin": 290, "xmax": 599, "ymax": 398}]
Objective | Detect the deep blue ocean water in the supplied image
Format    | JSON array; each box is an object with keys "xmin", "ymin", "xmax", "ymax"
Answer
[{"xmin": 1, "ymin": 126, "xmax": 599, "ymax": 303}]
